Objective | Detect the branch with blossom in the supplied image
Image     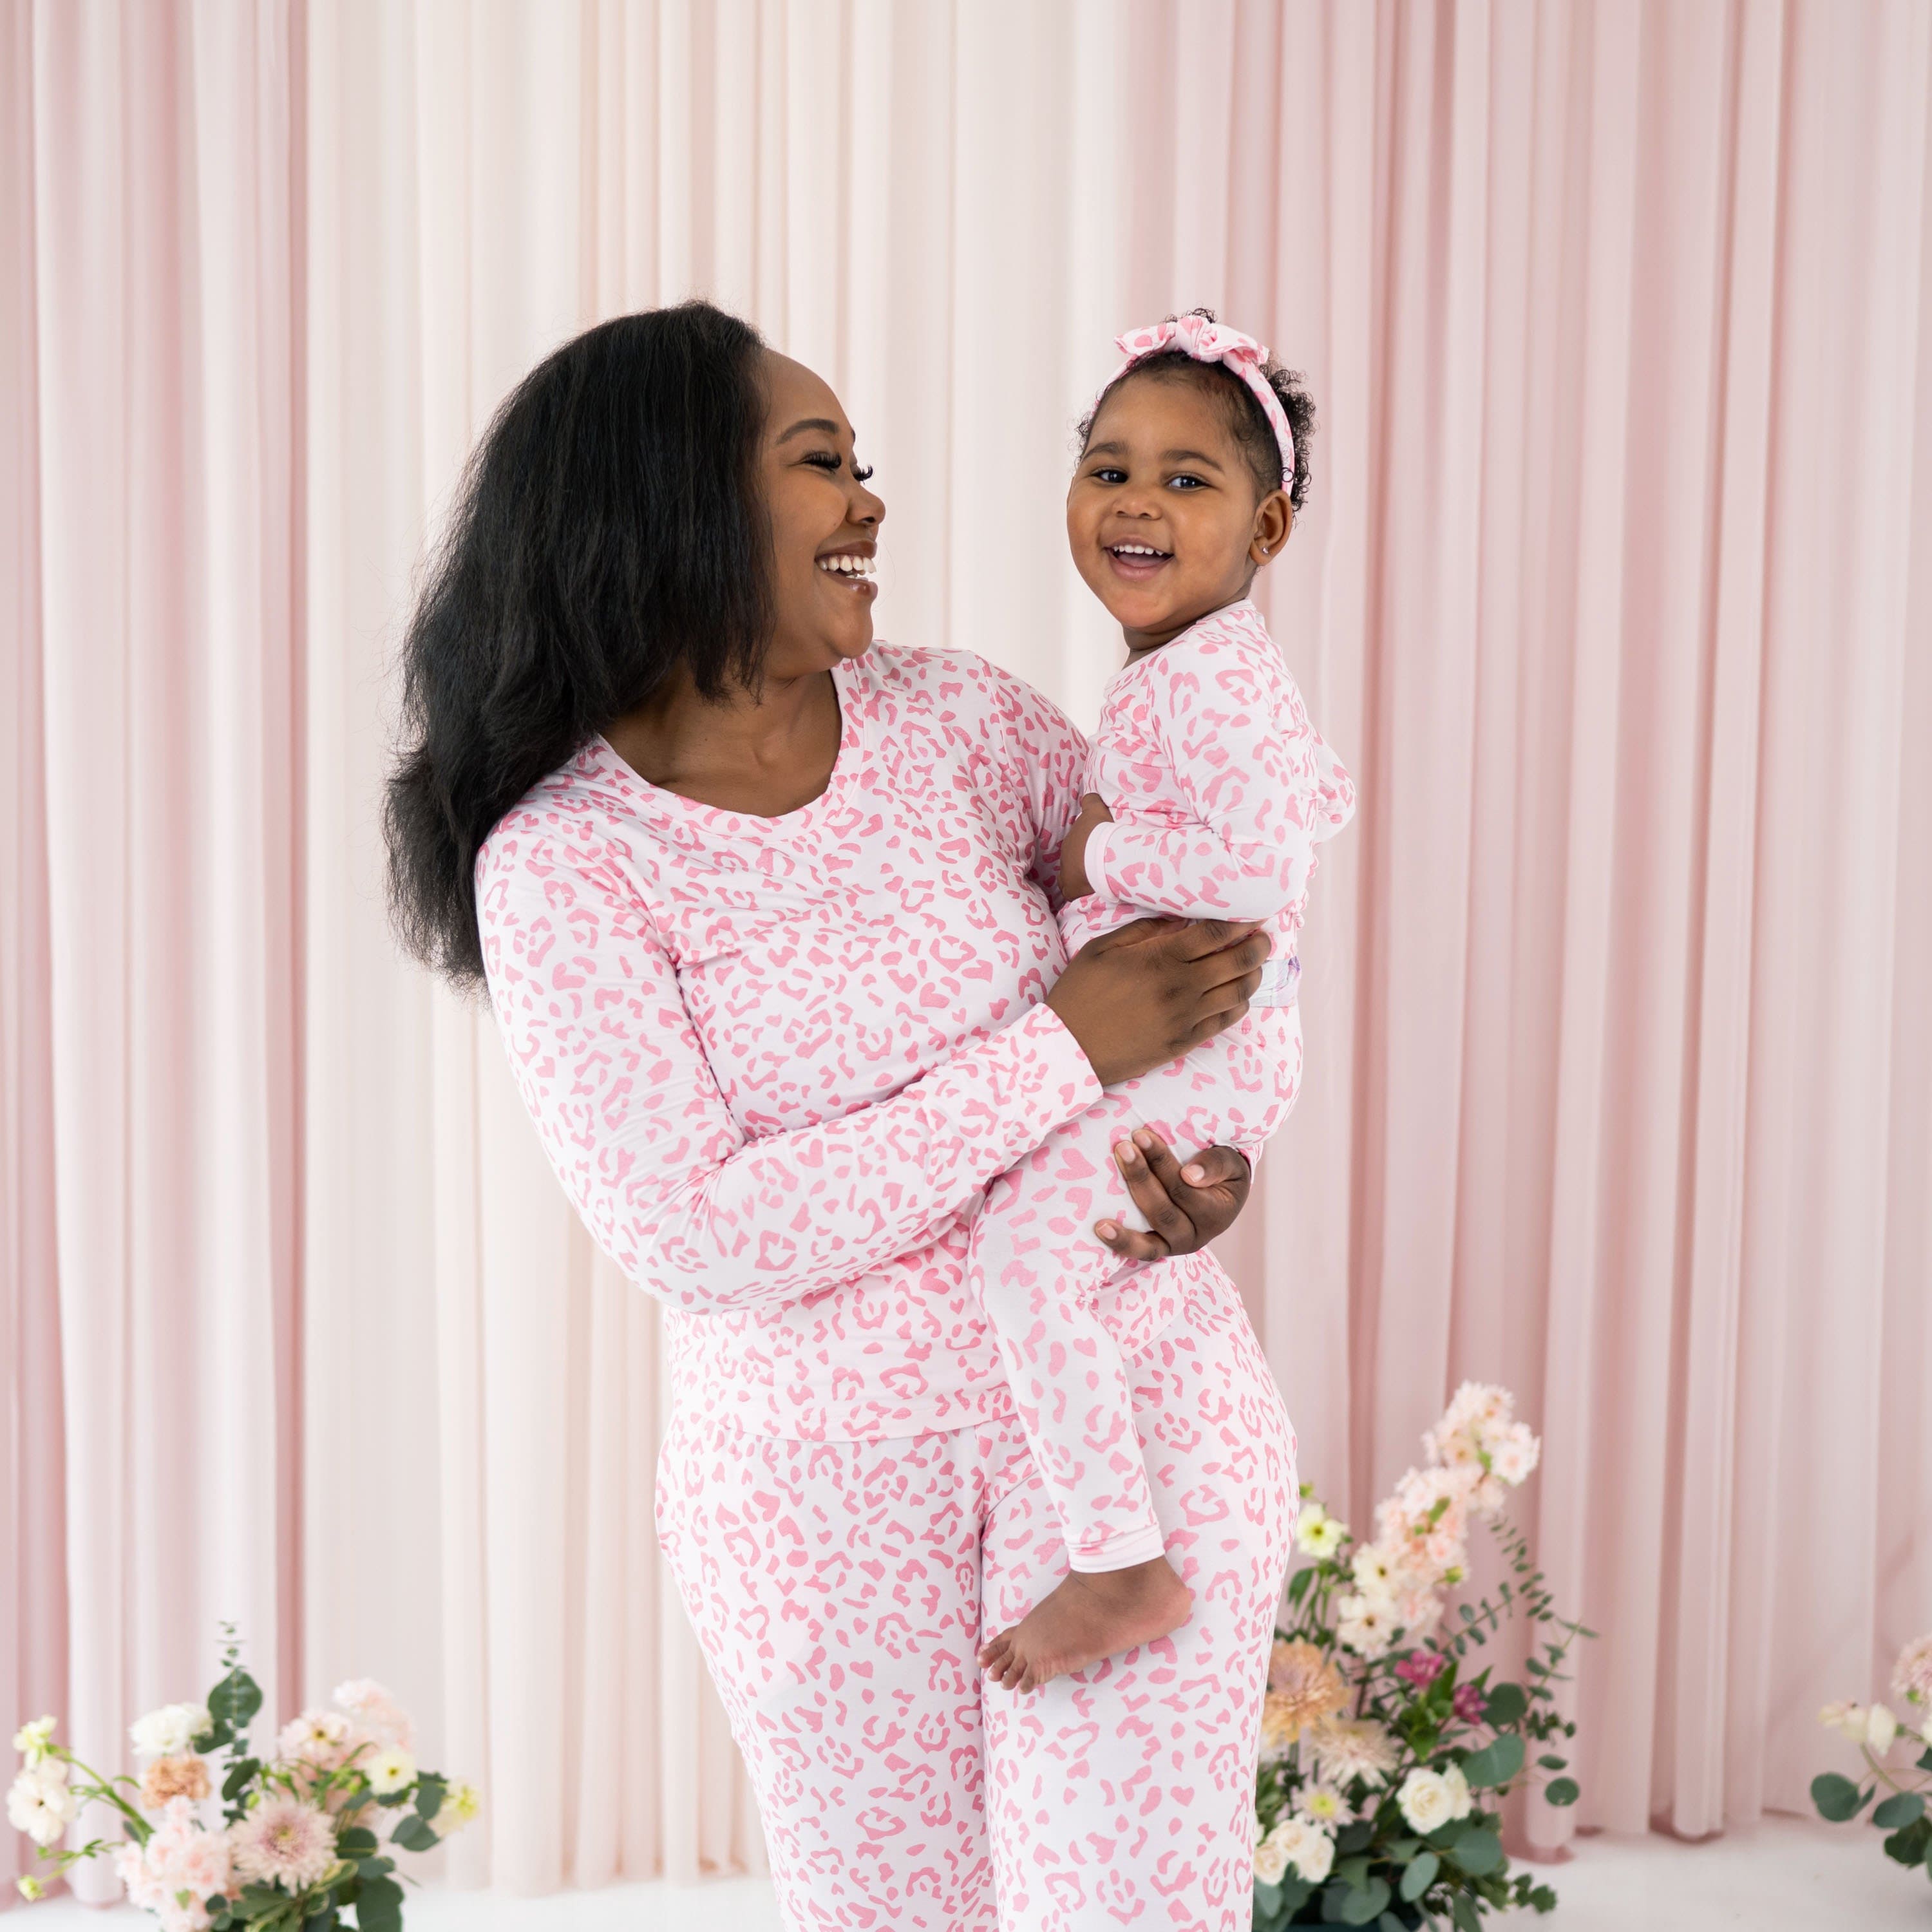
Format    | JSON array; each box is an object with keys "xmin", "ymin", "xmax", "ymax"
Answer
[
  {"xmin": 8, "ymin": 1624, "xmax": 479, "ymax": 1930},
  {"xmin": 1809, "ymin": 1630, "xmax": 1932, "ymax": 1885},
  {"xmin": 1252, "ymin": 1385, "xmax": 1594, "ymax": 1931}
]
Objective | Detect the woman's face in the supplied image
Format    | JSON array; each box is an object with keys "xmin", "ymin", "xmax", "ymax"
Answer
[{"xmin": 759, "ymin": 351, "xmax": 886, "ymax": 676}]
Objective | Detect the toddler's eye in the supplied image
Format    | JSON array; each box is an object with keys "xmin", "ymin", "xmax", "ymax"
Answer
[
  {"xmin": 1092, "ymin": 467, "xmax": 1128, "ymax": 485},
  {"xmin": 1166, "ymin": 473, "xmax": 1206, "ymax": 491}
]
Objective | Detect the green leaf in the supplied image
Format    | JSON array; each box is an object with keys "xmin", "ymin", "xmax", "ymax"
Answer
[
  {"xmin": 1378, "ymin": 1916, "xmax": 1406, "ymax": 1932},
  {"xmin": 1328, "ymin": 1876, "xmax": 1391, "ymax": 1924},
  {"xmin": 209, "ymin": 1668, "xmax": 265, "ymax": 1731},
  {"xmin": 390, "ymin": 1814, "xmax": 440, "ymax": 1853},
  {"xmin": 1483, "ymin": 1683, "xmax": 1528, "ymax": 1727},
  {"xmin": 353, "ymin": 1874, "xmax": 404, "ymax": 1932},
  {"xmin": 412, "ymin": 1774, "xmax": 446, "ymax": 1822},
  {"xmin": 1881, "ymin": 1816, "xmax": 1931, "ymax": 1869},
  {"xmin": 1334, "ymin": 1855, "xmax": 1372, "ymax": 1889},
  {"xmin": 222, "ymin": 1758, "xmax": 262, "ymax": 1804},
  {"xmin": 1400, "ymin": 1851, "xmax": 1441, "ymax": 1900},
  {"xmin": 1873, "ymin": 1792, "xmax": 1926, "ymax": 1830},
  {"xmin": 1289, "ymin": 1568, "xmax": 1317, "ymax": 1605},
  {"xmin": 1811, "ymin": 1772, "xmax": 1864, "ymax": 1823},
  {"xmin": 1276, "ymin": 1875, "xmax": 1314, "ymax": 1913},
  {"xmin": 1544, "ymin": 1777, "xmax": 1580, "ymax": 1807},
  {"xmin": 354, "ymin": 1858, "xmax": 394, "ymax": 1880},
  {"xmin": 1449, "ymin": 1830, "xmax": 1504, "ymax": 1877},
  {"xmin": 1537, "ymin": 1755, "xmax": 1567, "ymax": 1772},
  {"xmin": 337, "ymin": 1828, "xmax": 378, "ymax": 1857},
  {"xmin": 1336, "ymin": 1821, "xmax": 1376, "ymax": 1854},
  {"xmin": 1917, "ymin": 1746, "xmax": 1932, "ymax": 1775},
  {"xmin": 1461, "ymin": 1734, "xmax": 1526, "ymax": 1790},
  {"xmin": 1450, "ymin": 1891, "xmax": 1482, "ymax": 1932}
]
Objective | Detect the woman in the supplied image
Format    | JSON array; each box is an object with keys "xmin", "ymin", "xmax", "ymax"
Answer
[{"xmin": 386, "ymin": 301, "xmax": 1296, "ymax": 1931}]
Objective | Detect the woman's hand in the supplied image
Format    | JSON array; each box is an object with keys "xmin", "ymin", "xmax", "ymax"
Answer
[
  {"xmin": 1044, "ymin": 916, "xmax": 1270, "ymax": 1086},
  {"xmin": 1057, "ymin": 792, "xmax": 1114, "ymax": 900},
  {"xmin": 1095, "ymin": 1132, "xmax": 1252, "ymax": 1260}
]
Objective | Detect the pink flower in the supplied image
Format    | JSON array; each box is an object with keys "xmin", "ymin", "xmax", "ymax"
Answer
[
  {"xmin": 1452, "ymin": 1681, "xmax": 1486, "ymax": 1725},
  {"xmin": 229, "ymin": 1795, "xmax": 337, "ymax": 1892},
  {"xmin": 1892, "ymin": 1633, "xmax": 1932, "ymax": 1709},
  {"xmin": 331, "ymin": 1680, "xmax": 413, "ymax": 1754},
  {"xmin": 1395, "ymin": 1650, "xmax": 1448, "ymax": 1692}
]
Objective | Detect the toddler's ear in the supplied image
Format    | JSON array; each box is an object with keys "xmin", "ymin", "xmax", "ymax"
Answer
[{"xmin": 1249, "ymin": 490, "xmax": 1293, "ymax": 566}]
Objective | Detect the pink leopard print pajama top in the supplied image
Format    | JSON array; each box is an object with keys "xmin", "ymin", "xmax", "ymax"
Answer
[{"xmin": 477, "ymin": 645, "xmax": 1302, "ymax": 1930}]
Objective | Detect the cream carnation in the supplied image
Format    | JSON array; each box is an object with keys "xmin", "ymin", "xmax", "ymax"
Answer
[
  {"xmin": 1397, "ymin": 1766, "xmax": 1456, "ymax": 1834},
  {"xmin": 229, "ymin": 1795, "xmax": 337, "ymax": 1891},
  {"xmin": 1891, "ymin": 1632, "xmax": 1932, "ymax": 1709},
  {"xmin": 130, "ymin": 1703, "xmax": 211, "ymax": 1760},
  {"xmin": 1307, "ymin": 1716, "xmax": 1400, "ymax": 1790}
]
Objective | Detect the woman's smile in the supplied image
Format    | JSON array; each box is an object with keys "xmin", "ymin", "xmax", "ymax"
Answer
[{"xmin": 816, "ymin": 542, "xmax": 879, "ymax": 599}]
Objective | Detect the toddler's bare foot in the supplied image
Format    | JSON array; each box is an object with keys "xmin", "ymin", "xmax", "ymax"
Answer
[{"xmin": 978, "ymin": 1555, "xmax": 1192, "ymax": 1693}]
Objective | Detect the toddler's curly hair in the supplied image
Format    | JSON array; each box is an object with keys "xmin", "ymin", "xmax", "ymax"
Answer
[{"xmin": 1077, "ymin": 308, "xmax": 1314, "ymax": 518}]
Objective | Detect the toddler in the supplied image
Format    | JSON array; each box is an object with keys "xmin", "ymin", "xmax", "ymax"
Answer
[{"xmin": 975, "ymin": 312, "xmax": 1355, "ymax": 1691}]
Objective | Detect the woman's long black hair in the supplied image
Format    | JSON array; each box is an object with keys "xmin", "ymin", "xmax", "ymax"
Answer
[{"xmin": 384, "ymin": 301, "xmax": 772, "ymax": 987}]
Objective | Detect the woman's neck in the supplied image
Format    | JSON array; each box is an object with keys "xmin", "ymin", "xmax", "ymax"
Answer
[{"xmin": 604, "ymin": 660, "xmax": 844, "ymax": 817}]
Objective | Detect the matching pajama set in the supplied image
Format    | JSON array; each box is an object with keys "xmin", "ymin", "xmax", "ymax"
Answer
[
  {"xmin": 966, "ymin": 597, "xmax": 1356, "ymax": 1575},
  {"xmin": 476, "ymin": 641, "xmax": 1315, "ymax": 1930}
]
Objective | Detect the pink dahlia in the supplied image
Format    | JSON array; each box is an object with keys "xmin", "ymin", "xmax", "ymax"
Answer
[{"xmin": 229, "ymin": 1795, "xmax": 337, "ymax": 1892}]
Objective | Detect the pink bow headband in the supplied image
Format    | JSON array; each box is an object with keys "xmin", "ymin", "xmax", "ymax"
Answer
[{"xmin": 1094, "ymin": 314, "xmax": 1296, "ymax": 486}]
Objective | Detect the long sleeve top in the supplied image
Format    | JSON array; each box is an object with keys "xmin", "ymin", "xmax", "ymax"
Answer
[
  {"xmin": 476, "ymin": 645, "xmax": 1222, "ymax": 1440},
  {"xmin": 1068, "ymin": 598, "xmax": 1356, "ymax": 958}
]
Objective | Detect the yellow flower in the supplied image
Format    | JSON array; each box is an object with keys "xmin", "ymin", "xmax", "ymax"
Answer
[
  {"xmin": 18, "ymin": 1874, "xmax": 45, "ymax": 1901},
  {"xmin": 444, "ymin": 1781, "xmax": 482, "ymax": 1830}
]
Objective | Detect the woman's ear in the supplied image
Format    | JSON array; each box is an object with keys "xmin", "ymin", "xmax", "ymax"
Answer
[{"xmin": 1249, "ymin": 490, "xmax": 1293, "ymax": 565}]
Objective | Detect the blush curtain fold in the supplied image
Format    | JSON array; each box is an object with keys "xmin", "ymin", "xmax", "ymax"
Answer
[{"xmin": 4, "ymin": 0, "xmax": 1929, "ymax": 1909}]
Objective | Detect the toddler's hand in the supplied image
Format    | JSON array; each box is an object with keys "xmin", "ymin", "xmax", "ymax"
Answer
[{"xmin": 1057, "ymin": 792, "xmax": 1114, "ymax": 900}]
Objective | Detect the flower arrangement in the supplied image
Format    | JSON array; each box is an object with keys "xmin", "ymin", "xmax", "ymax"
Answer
[
  {"xmin": 1253, "ymin": 1385, "xmax": 1593, "ymax": 1931},
  {"xmin": 1810, "ymin": 1629, "xmax": 1932, "ymax": 1886},
  {"xmin": 8, "ymin": 1625, "xmax": 478, "ymax": 1929}
]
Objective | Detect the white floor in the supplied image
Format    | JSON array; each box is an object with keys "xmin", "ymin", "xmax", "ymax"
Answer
[{"xmin": 18, "ymin": 1817, "xmax": 1927, "ymax": 1927}]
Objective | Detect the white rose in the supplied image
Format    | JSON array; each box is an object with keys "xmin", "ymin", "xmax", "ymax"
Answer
[
  {"xmin": 1397, "ymin": 1766, "xmax": 1455, "ymax": 1835},
  {"xmin": 129, "ymin": 1703, "xmax": 211, "ymax": 1759},
  {"xmin": 1253, "ymin": 1824, "xmax": 1292, "ymax": 1884},
  {"xmin": 1866, "ymin": 1705, "xmax": 1899, "ymax": 1754},
  {"xmin": 1277, "ymin": 1815, "xmax": 1335, "ymax": 1883},
  {"xmin": 1439, "ymin": 1762, "xmax": 1473, "ymax": 1821}
]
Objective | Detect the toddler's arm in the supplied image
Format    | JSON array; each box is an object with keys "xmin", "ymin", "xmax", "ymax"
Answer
[{"xmin": 1079, "ymin": 639, "xmax": 1354, "ymax": 922}]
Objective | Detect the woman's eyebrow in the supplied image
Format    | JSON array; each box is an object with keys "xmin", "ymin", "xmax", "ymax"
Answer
[{"xmin": 777, "ymin": 417, "xmax": 845, "ymax": 444}]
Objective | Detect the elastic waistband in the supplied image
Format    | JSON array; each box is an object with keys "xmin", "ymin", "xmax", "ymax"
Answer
[{"xmin": 1250, "ymin": 953, "xmax": 1301, "ymax": 1009}]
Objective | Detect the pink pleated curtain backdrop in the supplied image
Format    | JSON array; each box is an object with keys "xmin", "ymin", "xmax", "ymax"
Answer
[{"xmin": 5, "ymin": 0, "xmax": 1929, "ymax": 1907}]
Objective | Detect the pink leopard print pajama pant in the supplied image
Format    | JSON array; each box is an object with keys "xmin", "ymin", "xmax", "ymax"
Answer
[{"xmin": 656, "ymin": 1267, "xmax": 1296, "ymax": 1931}]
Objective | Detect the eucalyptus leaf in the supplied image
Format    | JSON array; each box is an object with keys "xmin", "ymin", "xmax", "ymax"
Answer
[
  {"xmin": 391, "ymin": 1815, "xmax": 440, "ymax": 1854},
  {"xmin": 413, "ymin": 1774, "xmax": 446, "ymax": 1822},
  {"xmin": 209, "ymin": 1669, "xmax": 264, "ymax": 1730},
  {"xmin": 354, "ymin": 1874, "xmax": 404, "ymax": 1932},
  {"xmin": 1253, "ymin": 1879, "xmax": 1282, "ymax": 1917},
  {"xmin": 222, "ymin": 1759, "xmax": 261, "ymax": 1804},
  {"xmin": 1326, "ymin": 1876, "xmax": 1390, "ymax": 1925},
  {"xmin": 1378, "ymin": 1915, "xmax": 1406, "ymax": 1932},
  {"xmin": 1873, "ymin": 1792, "xmax": 1925, "ymax": 1831},
  {"xmin": 1483, "ymin": 1683, "xmax": 1528, "ymax": 1726},
  {"xmin": 1811, "ymin": 1772, "xmax": 1864, "ymax": 1823},
  {"xmin": 1337, "ymin": 1821, "xmax": 1376, "ymax": 1854},
  {"xmin": 1882, "ymin": 1817, "xmax": 1931, "ymax": 1869},
  {"xmin": 1400, "ymin": 1851, "xmax": 1440, "ymax": 1900},
  {"xmin": 1449, "ymin": 1829, "xmax": 1503, "ymax": 1877},
  {"xmin": 1544, "ymin": 1777, "xmax": 1580, "ymax": 1807},
  {"xmin": 1276, "ymin": 1875, "xmax": 1314, "ymax": 1913},
  {"xmin": 337, "ymin": 1828, "xmax": 377, "ymax": 1857},
  {"xmin": 1462, "ymin": 1734, "xmax": 1525, "ymax": 1790},
  {"xmin": 1537, "ymin": 1755, "xmax": 1567, "ymax": 1772},
  {"xmin": 1450, "ymin": 1892, "xmax": 1482, "ymax": 1932}
]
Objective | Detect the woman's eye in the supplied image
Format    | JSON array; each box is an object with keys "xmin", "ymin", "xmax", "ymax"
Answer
[
  {"xmin": 853, "ymin": 463, "xmax": 875, "ymax": 483},
  {"xmin": 804, "ymin": 450, "xmax": 842, "ymax": 471}
]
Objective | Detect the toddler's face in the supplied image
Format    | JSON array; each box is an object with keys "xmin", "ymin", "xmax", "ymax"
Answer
[{"xmin": 1066, "ymin": 370, "xmax": 1289, "ymax": 652}]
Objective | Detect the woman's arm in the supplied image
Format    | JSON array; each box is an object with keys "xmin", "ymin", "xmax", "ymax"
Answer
[
  {"xmin": 479, "ymin": 827, "xmax": 1103, "ymax": 1314},
  {"xmin": 478, "ymin": 822, "xmax": 1268, "ymax": 1315},
  {"xmin": 1080, "ymin": 643, "xmax": 1356, "ymax": 922}
]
